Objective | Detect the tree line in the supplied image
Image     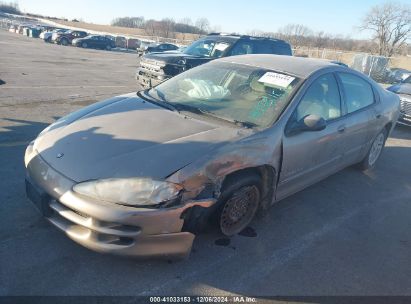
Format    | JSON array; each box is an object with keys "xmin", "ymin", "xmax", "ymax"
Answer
[
  {"xmin": 251, "ymin": 2, "xmax": 410, "ymax": 57},
  {"xmin": 111, "ymin": 16, "xmax": 211, "ymax": 37}
]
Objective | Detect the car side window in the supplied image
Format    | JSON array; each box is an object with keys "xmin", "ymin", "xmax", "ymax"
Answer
[
  {"xmin": 295, "ymin": 73, "xmax": 341, "ymax": 121},
  {"xmin": 338, "ymin": 73, "xmax": 375, "ymax": 113},
  {"xmin": 230, "ymin": 41, "xmax": 254, "ymax": 56}
]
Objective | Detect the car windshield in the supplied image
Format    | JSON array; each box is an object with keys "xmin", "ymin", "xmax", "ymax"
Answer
[
  {"xmin": 184, "ymin": 39, "xmax": 233, "ymax": 58},
  {"xmin": 148, "ymin": 61, "xmax": 301, "ymax": 128}
]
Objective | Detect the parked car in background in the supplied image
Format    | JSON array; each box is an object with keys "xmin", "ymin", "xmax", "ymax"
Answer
[
  {"xmin": 104, "ymin": 35, "xmax": 115, "ymax": 42},
  {"xmin": 387, "ymin": 75, "xmax": 411, "ymax": 126},
  {"xmin": 40, "ymin": 28, "xmax": 67, "ymax": 43},
  {"xmin": 8, "ymin": 24, "xmax": 17, "ymax": 33},
  {"xmin": 137, "ymin": 42, "xmax": 179, "ymax": 56},
  {"xmin": 72, "ymin": 35, "xmax": 116, "ymax": 50},
  {"xmin": 178, "ymin": 46, "xmax": 187, "ymax": 53},
  {"xmin": 52, "ymin": 30, "xmax": 88, "ymax": 46},
  {"xmin": 388, "ymin": 68, "xmax": 411, "ymax": 84},
  {"xmin": 25, "ymin": 55, "xmax": 399, "ymax": 259},
  {"xmin": 136, "ymin": 33, "xmax": 293, "ymax": 88}
]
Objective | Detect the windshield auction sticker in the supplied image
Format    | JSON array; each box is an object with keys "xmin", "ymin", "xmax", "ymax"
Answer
[{"xmin": 258, "ymin": 72, "xmax": 295, "ymax": 88}]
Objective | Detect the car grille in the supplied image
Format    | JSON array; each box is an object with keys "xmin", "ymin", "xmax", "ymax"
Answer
[
  {"xmin": 399, "ymin": 95, "xmax": 411, "ymax": 116},
  {"xmin": 141, "ymin": 61, "xmax": 161, "ymax": 72}
]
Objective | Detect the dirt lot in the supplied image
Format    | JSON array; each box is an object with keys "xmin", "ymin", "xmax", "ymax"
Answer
[{"xmin": 1, "ymin": 30, "xmax": 411, "ymax": 296}]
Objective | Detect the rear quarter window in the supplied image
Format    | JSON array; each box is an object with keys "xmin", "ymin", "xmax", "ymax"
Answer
[{"xmin": 254, "ymin": 41, "xmax": 292, "ymax": 55}]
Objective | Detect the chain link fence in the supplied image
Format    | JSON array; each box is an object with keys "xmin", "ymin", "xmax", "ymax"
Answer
[{"xmin": 294, "ymin": 47, "xmax": 410, "ymax": 84}]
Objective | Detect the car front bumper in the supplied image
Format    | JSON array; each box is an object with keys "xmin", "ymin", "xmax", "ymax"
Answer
[{"xmin": 25, "ymin": 144, "xmax": 215, "ymax": 259}]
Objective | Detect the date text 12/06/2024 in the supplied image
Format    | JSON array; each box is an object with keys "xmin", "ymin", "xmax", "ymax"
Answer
[{"xmin": 149, "ymin": 296, "xmax": 258, "ymax": 303}]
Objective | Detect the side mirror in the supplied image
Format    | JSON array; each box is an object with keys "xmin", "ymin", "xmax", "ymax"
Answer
[
  {"xmin": 287, "ymin": 114, "xmax": 327, "ymax": 136},
  {"xmin": 301, "ymin": 114, "xmax": 327, "ymax": 131}
]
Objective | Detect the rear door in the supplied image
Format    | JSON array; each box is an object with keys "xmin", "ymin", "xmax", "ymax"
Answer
[
  {"xmin": 335, "ymin": 72, "xmax": 375, "ymax": 165},
  {"xmin": 97, "ymin": 36, "xmax": 107, "ymax": 48},
  {"xmin": 277, "ymin": 72, "xmax": 346, "ymax": 200}
]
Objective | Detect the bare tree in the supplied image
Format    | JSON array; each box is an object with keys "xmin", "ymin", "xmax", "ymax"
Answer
[
  {"xmin": 360, "ymin": 2, "xmax": 411, "ymax": 56},
  {"xmin": 314, "ymin": 31, "xmax": 330, "ymax": 48},
  {"xmin": 209, "ymin": 24, "xmax": 222, "ymax": 33},
  {"xmin": 195, "ymin": 17, "xmax": 210, "ymax": 34},
  {"xmin": 278, "ymin": 24, "xmax": 312, "ymax": 48},
  {"xmin": 144, "ymin": 19, "xmax": 158, "ymax": 36},
  {"xmin": 160, "ymin": 18, "xmax": 175, "ymax": 38},
  {"xmin": 179, "ymin": 17, "xmax": 192, "ymax": 26}
]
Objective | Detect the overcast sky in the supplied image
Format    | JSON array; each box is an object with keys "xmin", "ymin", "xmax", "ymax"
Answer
[{"xmin": 17, "ymin": 0, "xmax": 404, "ymax": 39}]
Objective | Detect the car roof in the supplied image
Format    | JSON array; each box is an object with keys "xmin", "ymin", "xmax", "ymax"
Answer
[
  {"xmin": 206, "ymin": 34, "xmax": 289, "ymax": 44},
  {"xmin": 217, "ymin": 54, "xmax": 339, "ymax": 78}
]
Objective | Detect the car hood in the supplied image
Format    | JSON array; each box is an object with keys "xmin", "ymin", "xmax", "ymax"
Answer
[
  {"xmin": 143, "ymin": 52, "xmax": 205, "ymax": 64},
  {"xmin": 33, "ymin": 93, "xmax": 245, "ymax": 182},
  {"xmin": 387, "ymin": 83, "xmax": 411, "ymax": 95}
]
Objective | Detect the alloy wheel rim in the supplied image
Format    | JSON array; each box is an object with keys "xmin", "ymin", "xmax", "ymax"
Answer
[
  {"xmin": 220, "ymin": 185, "xmax": 260, "ymax": 236},
  {"xmin": 368, "ymin": 133, "xmax": 384, "ymax": 166}
]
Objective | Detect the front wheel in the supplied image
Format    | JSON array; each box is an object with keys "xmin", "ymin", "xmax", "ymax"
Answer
[
  {"xmin": 105, "ymin": 44, "xmax": 112, "ymax": 51},
  {"xmin": 357, "ymin": 129, "xmax": 387, "ymax": 171},
  {"xmin": 82, "ymin": 42, "xmax": 88, "ymax": 48},
  {"xmin": 60, "ymin": 38, "xmax": 68, "ymax": 46},
  {"xmin": 217, "ymin": 174, "xmax": 261, "ymax": 236}
]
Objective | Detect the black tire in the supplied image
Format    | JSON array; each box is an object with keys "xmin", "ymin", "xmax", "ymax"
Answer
[
  {"xmin": 216, "ymin": 173, "xmax": 262, "ymax": 236},
  {"xmin": 82, "ymin": 42, "xmax": 88, "ymax": 48},
  {"xmin": 357, "ymin": 128, "xmax": 387, "ymax": 171},
  {"xmin": 60, "ymin": 38, "xmax": 68, "ymax": 46},
  {"xmin": 105, "ymin": 44, "xmax": 112, "ymax": 51}
]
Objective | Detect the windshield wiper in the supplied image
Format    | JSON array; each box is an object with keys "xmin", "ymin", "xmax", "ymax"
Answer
[
  {"xmin": 173, "ymin": 104, "xmax": 256, "ymax": 128},
  {"xmin": 233, "ymin": 120, "xmax": 257, "ymax": 128},
  {"xmin": 137, "ymin": 90, "xmax": 179, "ymax": 113}
]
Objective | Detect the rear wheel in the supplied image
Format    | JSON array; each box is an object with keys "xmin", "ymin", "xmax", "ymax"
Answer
[
  {"xmin": 357, "ymin": 129, "xmax": 387, "ymax": 171},
  {"xmin": 105, "ymin": 44, "xmax": 112, "ymax": 51},
  {"xmin": 217, "ymin": 174, "xmax": 261, "ymax": 236}
]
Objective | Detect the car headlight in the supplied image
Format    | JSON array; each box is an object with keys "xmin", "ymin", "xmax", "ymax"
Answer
[
  {"xmin": 156, "ymin": 61, "xmax": 166, "ymax": 67},
  {"xmin": 73, "ymin": 178, "xmax": 183, "ymax": 207},
  {"xmin": 176, "ymin": 59, "xmax": 186, "ymax": 66}
]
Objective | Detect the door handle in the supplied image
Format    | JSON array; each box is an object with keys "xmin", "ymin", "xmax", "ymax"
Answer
[{"xmin": 337, "ymin": 125, "xmax": 346, "ymax": 133}]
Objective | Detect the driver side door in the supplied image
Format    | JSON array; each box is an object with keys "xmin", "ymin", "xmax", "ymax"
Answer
[{"xmin": 276, "ymin": 72, "xmax": 347, "ymax": 200}]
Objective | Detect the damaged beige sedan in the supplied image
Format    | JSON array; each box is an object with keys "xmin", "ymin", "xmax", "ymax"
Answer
[{"xmin": 25, "ymin": 55, "xmax": 400, "ymax": 258}]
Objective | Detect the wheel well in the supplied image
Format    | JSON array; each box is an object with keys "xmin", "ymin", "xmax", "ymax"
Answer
[
  {"xmin": 384, "ymin": 122, "xmax": 393, "ymax": 134},
  {"xmin": 220, "ymin": 165, "xmax": 276, "ymax": 210},
  {"xmin": 181, "ymin": 166, "xmax": 276, "ymax": 234}
]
